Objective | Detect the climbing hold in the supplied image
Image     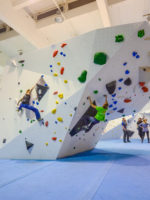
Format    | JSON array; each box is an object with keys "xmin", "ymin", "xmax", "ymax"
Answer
[
  {"xmin": 59, "ymin": 139, "xmax": 62, "ymax": 142},
  {"xmin": 118, "ymin": 78, "xmax": 123, "ymax": 82},
  {"xmin": 118, "ymin": 87, "xmax": 122, "ymax": 90},
  {"xmin": 109, "ymin": 104, "xmax": 113, "ymax": 108},
  {"xmin": 60, "ymin": 67, "xmax": 64, "ymax": 75},
  {"xmin": 52, "ymin": 137, "xmax": 57, "ymax": 141},
  {"xmin": 45, "ymin": 143, "xmax": 48, "ymax": 146},
  {"xmin": 113, "ymin": 107, "xmax": 117, "ymax": 111},
  {"xmin": 124, "ymin": 98, "xmax": 131, "ymax": 103},
  {"xmin": 78, "ymin": 70, "xmax": 87, "ymax": 83},
  {"xmin": 25, "ymin": 139, "xmax": 34, "ymax": 153},
  {"xmin": 45, "ymin": 121, "xmax": 49, "ymax": 127},
  {"xmin": 93, "ymin": 90, "xmax": 98, "ymax": 94},
  {"xmin": 98, "ymin": 78, "xmax": 101, "ymax": 81},
  {"xmin": 20, "ymin": 90, "xmax": 23, "ymax": 93},
  {"xmin": 19, "ymin": 130, "xmax": 22, "ymax": 134},
  {"xmin": 53, "ymin": 91, "xmax": 58, "ymax": 95},
  {"xmin": 53, "ymin": 73, "xmax": 58, "ymax": 77},
  {"xmin": 18, "ymin": 82, "xmax": 20, "ymax": 85},
  {"xmin": 58, "ymin": 93, "xmax": 63, "ymax": 99},
  {"xmin": 115, "ymin": 34, "xmax": 124, "ymax": 42},
  {"xmin": 124, "ymin": 77, "xmax": 132, "ymax": 86},
  {"xmin": 36, "ymin": 102, "xmax": 39, "ymax": 105},
  {"xmin": 106, "ymin": 80, "xmax": 116, "ymax": 95},
  {"xmin": 94, "ymin": 52, "xmax": 107, "ymax": 65},
  {"xmin": 63, "ymin": 54, "xmax": 66, "ymax": 57},
  {"xmin": 69, "ymin": 114, "xmax": 72, "ymax": 117},
  {"xmin": 117, "ymin": 108, "xmax": 124, "ymax": 113},
  {"xmin": 113, "ymin": 101, "xmax": 117, "ymax": 104},
  {"xmin": 123, "ymin": 62, "xmax": 127, "ymax": 66},
  {"xmin": 112, "ymin": 93, "xmax": 116, "ymax": 97},
  {"xmin": 132, "ymin": 51, "xmax": 137, "ymax": 56},
  {"xmin": 60, "ymin": 52, "xmax": 63, "ymax": 55},
  {"xmin": 139, "ymin": 82, "xmax": 145, "ymax": 87},
  {"xmin": 142, "ymin": 86, "xmax": 148, "ymax": 92},
  {"xmin": 51, "ymin": 70, "xmax": 53, "ymax": 72},
  {"xmin": 56, "ymin": 101, "xmax": 59, "ymax": 104},
  {"xmin": 136, "ymin": 55, "xmax": 140, "ymax": 59},
  {"xmin": 53, "ymin": 131, "xmax": 56, "ymax": 134},
  {"xmin": 61, "ymin": 43, "xmax": 67, "ymax": 48},
  {"xmin": 125, "ymin": 70, "xmax": 130, "ymax": 74},
  {"xmin": 57, "ymin": 117, "xmax": 63, "ymax": 122},
  {"xmin": 40, "ymin": 110, "xmax": 44, "ymax": 112},
  {"xmin": 50, "ymin": 65, "xmax": 53, "ymax": 68},
  {"xmin": 53, "ymin": 50, "xmax": 58, "ymax": 57},
  {"xmin": 57, "ymin": 62, "xmax": 61, "ymax": 66},
  {"xmin": 32, "ymin": 101, "xmax": 35, "ymax": 104},
  {"xmin": 74, "ymin": 107, "xmax": 77, "ymax": 111},
  {"xmin": 64, "ymin": 80, "xmax": 68, "ymax": 83},
  {"xmin": 2, "ymin": 138, "xmax": 6, "ymax": 143},
  {"xmin": 138, "ymin": 29, "xmax": 145, "ymax": 38},
  {"xmin": 51, "ymin": 108, "xmax": 56, "ymax": 114}
]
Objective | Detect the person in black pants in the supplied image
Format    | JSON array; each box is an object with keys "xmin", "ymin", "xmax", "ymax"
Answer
[
  {"xmin": 122, "ymin": 118, "xmax": 130, "ymax": 143},
  {"xmin": 137, "ymin": 118, "xmax": 143, "ymax": 142}
]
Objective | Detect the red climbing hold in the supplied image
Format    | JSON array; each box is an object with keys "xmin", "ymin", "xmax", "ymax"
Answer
[
  {"xmin": 142, "ymin": 86, "xmax": 149, "ymax": 92},
  {"xmin": 45, "ymin": 121, "xmax": 49, "ymax": 127},
  {"xmin": 139, "ymin": 82, "xmax": 145, "ymax": 87},
  {"xmin": 124, "ymin": 98, "xmax": 131, "ymax": 103},
  {"xmin": 53, "ymin": 91, "xmax": 58, "ymax": 95},
  {"xmin": 61, "ymin": 43, "xmax": 67, "ymax": 48},
  {"xmin": 53, "ymin": 50, "xmax": 58, "ymax": 57},
  {"xmin": 52, "ymin": 137, "xmax": 57, "ymax": 141},
  {"xmin": 60, "ymin": 67, "xmax": 64, "ymax": 75},
  {"xmin": 40, "ymin": 110, "xmax": 44, "ymax": 112}
]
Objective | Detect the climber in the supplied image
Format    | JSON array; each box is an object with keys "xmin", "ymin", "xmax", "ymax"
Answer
[
  {"xmin": 83, "ymin": 95, "xmax": 108, "ymax": 132},
  {"xmin": 122, "ymin": 118, "xmax": 131, "ymax": 143},
  {"xmin": 139, "ymin": 118, "xmax": 150, "ymax": 143},
  {"xmin": 17, "ymin": 85, "xmax": 44, "ymax": 124}
]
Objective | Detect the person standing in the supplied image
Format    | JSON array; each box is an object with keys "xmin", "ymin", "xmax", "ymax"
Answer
[
  {"xmin": 137, "ymin": 118, "xmax": 143, "ymax": 142},
  {"xmin": 139, "ymin": 119, "xmax": 150, "ymax": 143},
  {"xmin": 122, "ymin": 118, "xmax": 130, "ymax": 143}
]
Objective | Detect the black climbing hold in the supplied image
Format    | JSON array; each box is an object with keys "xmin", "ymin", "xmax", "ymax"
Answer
[
  {"xmin": 3, "ymin": 138, "xmax": 6, "ymax": 143},
  {"xmin": 106, "ymin": 80, "xmax": 116, "ymax": 95},
  {"xmin": 18, "ymin": 60, "xmax": 25, "ymax": 64},
  {"xmin": 117, "ymin": 108, "xmax": 124, "ymax": 113},
  {"xmin": 124, "ymin": 77, "xmax": 132, "ymax": 86},
  {"xmin": 25, "ymin": 139, "xmax": 34, "ymax": 153},
  {"xmin": 74, "ymin": 107, "xmax": 77, "ymax": 111}
]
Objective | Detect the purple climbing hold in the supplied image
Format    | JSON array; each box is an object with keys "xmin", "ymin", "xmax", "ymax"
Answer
[
  {"xmin": 123, "ymin": 62, "xmax": 127, "ymax": 66},
  {"xmin": 118, "ymin": 78, "xmax": 123, "ymax": 82},
  {"xmin": 125, "ymin": 70, "xmax": 130, "ymax": 74},
  {"xmin": 132, "ymin": 51, "xmax": 137, "ymax": 56}
]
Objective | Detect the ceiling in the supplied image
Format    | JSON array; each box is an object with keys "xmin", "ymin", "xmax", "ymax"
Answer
[{"xmin": 0, "ymin": 0, "xmax": 149, "ymax": 60}]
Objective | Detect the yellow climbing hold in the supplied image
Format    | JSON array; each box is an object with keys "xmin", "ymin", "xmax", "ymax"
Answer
[
  {"xmin": 45, "ymin": 142, "xmax": 48, "ymax": 146},
  {"xmin": 64, "ymin": 80, "xmax": 68, "ymax": 84},
  {"xmin": 51, "ymin": 108, "xmax": 56, "ymax": 114},
  {"xmin": 53, "ymin": 131, "xmax": 56, "ymax": 134},
  {"xmin": 56, "ymin": 100, "xmax": 59, "ymax": 104},
  {"xmin": 57, "ymin": 62, "xmax": 61, "ymax": 66},
  {"xmin": 59, "ymin": 139, "xmax": 62, "ymax": 142},
  {"xmin": 69, "ymin": 114, "xmax": 72, "ymax": 117},
  {"xmin": 53, "ymin": 73, "xmax": 58, "ymax": 77},
  {"xmin": 57, "ymin": 117, "xmax": 63, "ymax": 122},
  {"xmin": 58, "ymin": 93, "xmax": 63, "ymax": 99}
]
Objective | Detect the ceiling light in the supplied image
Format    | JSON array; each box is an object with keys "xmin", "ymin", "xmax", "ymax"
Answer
[{"xmin": 54, "ymin": 10, "xmax": 64, "ymax": 23}]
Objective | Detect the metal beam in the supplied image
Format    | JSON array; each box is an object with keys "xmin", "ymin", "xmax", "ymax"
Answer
[
  {"xmin": 96, "ymin": 0, "xmax": 111, "ymax": 27},
  {"xmin": 0, "ymin": 0, "xmax": 49, "ymax": 48}
]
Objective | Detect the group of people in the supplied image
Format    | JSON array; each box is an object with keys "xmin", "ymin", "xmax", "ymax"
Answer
[{"xmin": 122, "ymin": 117, "xmax": 150, "ymax": 143}]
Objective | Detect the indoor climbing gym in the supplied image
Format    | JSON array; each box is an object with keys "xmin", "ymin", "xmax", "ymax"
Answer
[{"xmin": 0, "ymin": 0, "xmax": 150, "ymax": 200}]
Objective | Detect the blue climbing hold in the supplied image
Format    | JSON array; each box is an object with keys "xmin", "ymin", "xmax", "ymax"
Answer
[
  {"xmin": 60, "ymin": 52, "xmax": 63, "ymax": 55},
  {"xmin": 125, "ymin": 70, "xmax": 130, "ymax": 74},
  {"xmin": 63, "ymin": 54, "xmax": 66, "ymax": 57},
  {"xmin": 64, "ymin": 102, "xmax": 67, "ymax": 105},
  {"xmin": 36, "ymin": 102, "xmax": 39, "ymax": 105},
  {"xmin": 41, "ymin": 75, "xmax": 44, "ymax": 78},
  {"xmin": 55, "ymin": 121, "xmax": 58, "ymax": 124},
  {"xmin": 51, "ymin": 70, "xmax": 53, "ymax": 72},
  {"xmin": 136, "ymin": 55, "xmax": 140, "ymax": 59},
  {"xmin": 113, "ymin": 107, "xmax": 117, "ymax": 111},
  {"xmin": 27, "ymin": 118, "xmax": 30, "ymax": 121},
  {"xmin": 123, "ymin": 62, "xmax": 127, "ymax": 66},
  {"xmin": 113, "ymin": 101, "xmax": 117, "ymax": 104},
  {"xmin": 32, "ymin": 101, "xmax": 35, "ymax": 104},
  {"xmin": 107, "ymin": 113, "xmax": 110, "ymax": 115},
  {"xmin": 112, "ymin": 93, "xmax": 116, "ymax": 97},
  {"xmin": 118, "ymin": 78, "xmax": 123, "ymax": 82},
  {"xmin": 118, "ymin": 87, "xmax": 122, "ymax": 90},
  {"xmin": 44, "ymin": 84, "xmax": 48, "ymax": 87},
  {"xmin": 132, "ymin": 51, "xmax": 137, "ymax": 56},
  {"xmin": 109, "ymin": 104, "xmax": 113, "ymax": 108},
  {"xmin": 50, "ymin": 65, "xmax": 53, "ymax": 68}
]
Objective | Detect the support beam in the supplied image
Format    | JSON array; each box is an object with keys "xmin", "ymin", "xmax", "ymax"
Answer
[
  {"xmin": 96, "ymin": 0, "xmax": 111, "ymax": 27},
  {"xmin": 0, "ymin": 0, "xmax": 49, "ymax": 48},
  {"xmin": 12, "ymin": 0, "xmax": 43, "ymax": 10}
]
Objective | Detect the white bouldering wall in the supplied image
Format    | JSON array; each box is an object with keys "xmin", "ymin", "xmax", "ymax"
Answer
[{"xmin": 0, "ymin": 22, "xmax": 144, "ymax": 159}]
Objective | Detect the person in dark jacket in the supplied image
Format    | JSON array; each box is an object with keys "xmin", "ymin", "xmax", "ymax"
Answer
[
  {"xmin": 139, "ymin": 119, "xmax": 150, "ymax": 143},
  {"xmin": 137, "ymin": 118, "xmax": 143, "ymax": 142},
  {"xmin": 122, "ymin": 118, "xmax": 130, "ymax": 143}
]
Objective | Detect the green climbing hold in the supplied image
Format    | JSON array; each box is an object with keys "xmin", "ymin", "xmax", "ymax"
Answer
[
  {"xmin": 115, "ymin": 34, "xmax": 124, "ymax": 42},
  {"xmin": 83, "ymin": 102, "xmax": 85, "ymax": 106},
  {"xmin": 20, "ymin": 90, "xmax": 23, "ymax": 93},
  {"xmin": 19, "ymin": 130, "xmax": 22, "ymax": 134},
  {"xmin": 122, "ymin": 114, "xmax": 125, "ymax": 117},
  {"xmin": 94, "ymin": 52, "xmax": 107, "ymax": 65},
  {"xmin": 138, "ymin": 29, "xmax": 145, "ymax": 38},
  {"xmin": 93, "ymin": 90, "xmax": 98, "ymax": 94},
  {"xmin": 98, "ymin": 78, "xmax": 101, "ymax": 81},
  {"xmin": 78, "ymin": 70, "xmax": 87, "ymax": 83},
  {"xmin": 21, "ymin": 64, "xmax": 24, "ymax": 67}
]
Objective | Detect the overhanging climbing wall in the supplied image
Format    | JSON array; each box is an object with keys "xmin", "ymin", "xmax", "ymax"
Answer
[{"xmin": 0, "ymin": 22, "xmax": 144, "ymax": 160}]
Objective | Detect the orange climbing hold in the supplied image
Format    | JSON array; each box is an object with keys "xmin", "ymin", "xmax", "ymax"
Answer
[
  {"xmin": 45, "ymin": 121, "xmax": 49, "ymax": 127},
  {"xmin": 142, "ymin": 86, "xmax": 149, "ymax": 92},
  {"xmin": 40, "ymin": 110, "xmax": 44, "ymax": 112},
  {"xmin": 61, "ymin": 43, "xmax": 67, "ymax": 48},
  {"xmin": 53, "ymin": 91, "xmax": 58, "ymax": 95},
  {"xmin": 60, "ymin": 67, "xmax": 64, "ymax": 75},
  {"xmin": 52, "ymin": 137, "xmax": 57, "ymax": 141},
  {"xmin": 139, "ymin": 82, "xmax": 145, "ymax": 87},
  {"xmin": 53, "ymin": 50, "xmax": 58, "ymax": 57},
  {"xmin": 124, "ymin": 98, "xmax": 131, "ymax": 103}
]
